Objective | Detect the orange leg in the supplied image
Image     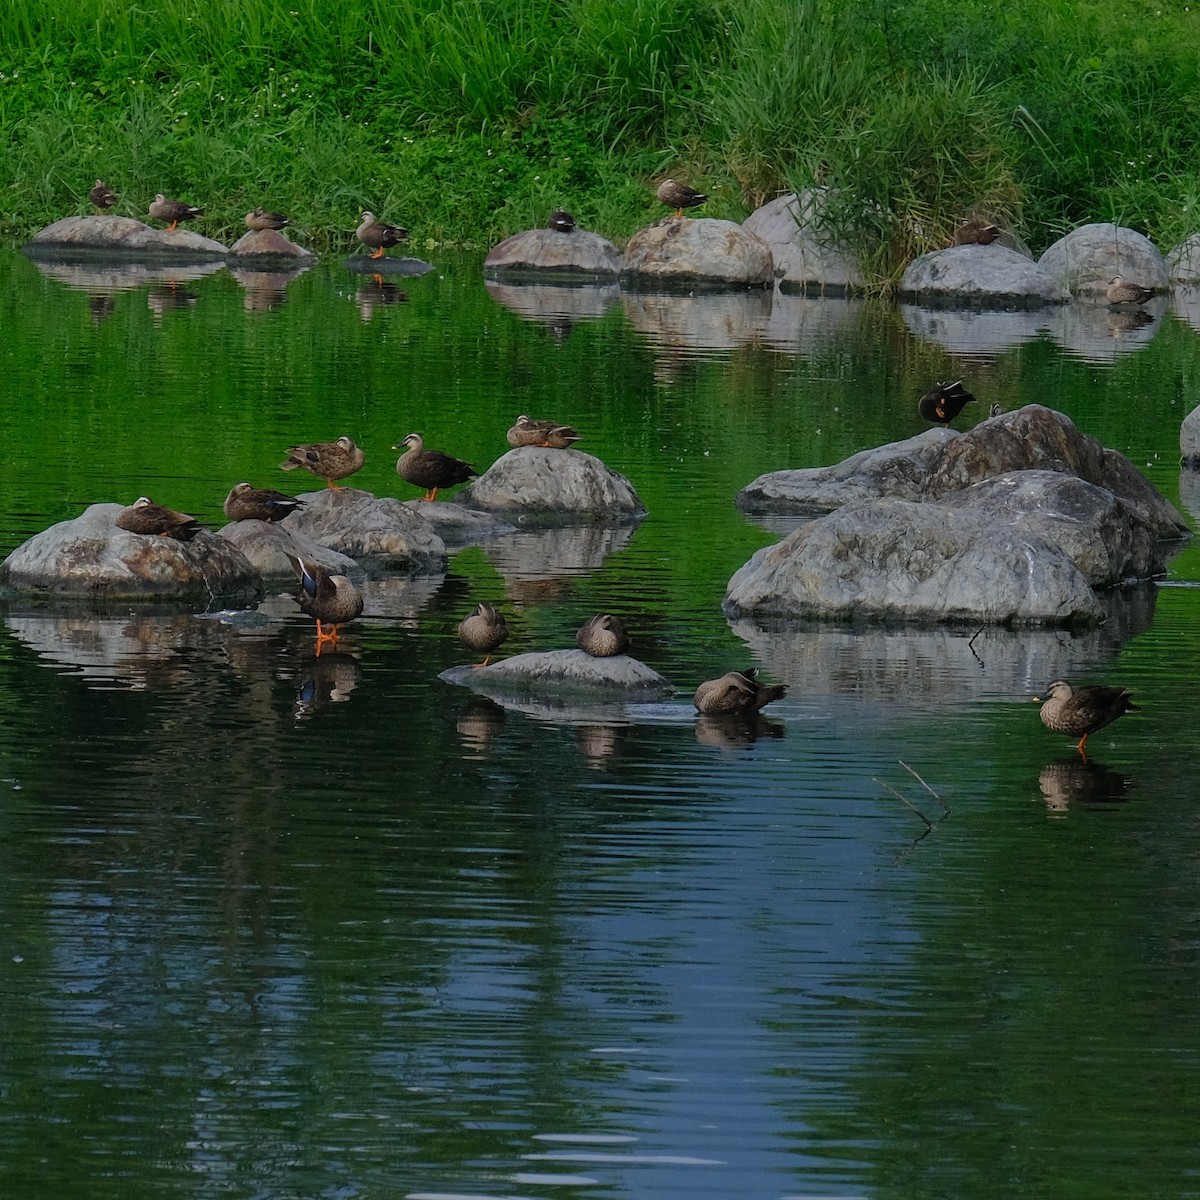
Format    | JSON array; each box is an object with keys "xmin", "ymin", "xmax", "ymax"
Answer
[
  {"xmin": 325, "ymin": 478, "xmax": 347, "ymax": 492},
  {"xmin": 371, "ymin": 247, "xmax": 385, "ymax": 259},
  {"xmin": 472, "ymin": 655, "xmax": 493, "ymax": 669},
  {"xmin": 1076, "ymin": 733, "xmax": 1090, "ymax": 756},
  {"xmin": 674, "ymin": 207, "xmax": 683, "ymax": 218},
  {"xmin": 422, "ymin": 487, "xmax": 439, "ymax": 502},
  {"xmin": 166, "ymin": 221, "xmax": 178, "ymax": 232},
  {"xmin": 314, "ymin": 620, "xmax": 340, "ymax": 653}
]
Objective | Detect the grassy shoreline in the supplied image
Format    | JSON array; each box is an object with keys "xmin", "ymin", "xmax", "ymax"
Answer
[{"xmin": 3, "ymin": 0, "xmax": 1200, "ymax": 280}]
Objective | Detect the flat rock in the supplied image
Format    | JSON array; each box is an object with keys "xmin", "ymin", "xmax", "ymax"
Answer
[
  {"xmin": 396, "ymin": 500, "xmax": 516, "ymax": 546},
  {"xmin": 1182, "ymin": 403, "xmax": 1200, "ymax": 466},
  {"xmin": 24, "ymin": 215, "xmax": 229, "ymax": 259},
  {"xmin": 900, "ymin": 244, "xmax": 1068, "ymax": 307},
  {"xmin": 343, "ymin": 256, "xmax": 434, "ymax": 277},
  {"xmin": 1037, "ymin": 222, "xmax": 1168, "ymax": 297},
  {"xmin": 0, "ymin": 503, "xmax": 261, "ymax": 601},
  {"xmin": 621, "ymin": 217, "xmax": 773, "ymax": 290},
  {"xmin": 484, "ymin": 228, "xmax": 621, "ymax": 278},
  {"xmin": 441, "ymin": 648, "xmax": 674, "ymax": 698},
  {"xmin": 218, "ymin": 520, "xmax": 363, "ymax": 581},
  {"xmin": 227, "ymin": 228, "xmax": 314, "ymax": 260},
  {"xmin": 280, "ymin": 488, "xmax": 446, "ymax": 571},
  {"xmin": 743, "ymin": 192, "xmax": 864, "ymax": 293},
  {"xmin": 462, "ymin": 447, "xmax": 646, "ymax": 522}
]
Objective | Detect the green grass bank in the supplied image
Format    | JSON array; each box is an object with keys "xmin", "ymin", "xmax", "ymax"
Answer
[{"xmin": 2, "ymin": 0, "xmax": 1200, "ymax": 282}]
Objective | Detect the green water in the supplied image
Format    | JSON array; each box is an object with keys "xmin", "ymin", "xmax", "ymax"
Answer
[{"xmin": 1, "ymin": 248, "xmax": 1199, "ymax": 1198}]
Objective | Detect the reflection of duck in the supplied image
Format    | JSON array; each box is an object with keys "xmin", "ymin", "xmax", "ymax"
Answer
[
  {"xmin": 506, "ymin": 414, "xmax": 582, "ymax": 449},
  {"xmin": 223, "ymin": 483, "xmax": 303, "ymax": 523},
  {"xmin": 149, "ymin": 193, "xmax": 204, "ymax": 231},
  {"xmin": 244, "ymin": 206, "xmax": 289, "ymax": 231},
  {"xmin": 357, "ymin": 210, "xmax": 408, "ymax": 259},
  {"xmin": 146, "ymin": 283, "xmax": 197, "ymax": 320},
  {"xmin": 457, "ymin": 697, "xmax": 507, "ymax": 756},
  {"xmin": 694, "ymin": 667, "xmax": 786, "ymax": 714},
  {"xmin": 1106, "ymin": 274, "xmax": 1154, "ymax": 305},
  {"xmin": 577, "ymin": 723, "xmax": 625, "ymax": 767},
  {"xmin": 918, "ymin": 379, "xmax": 977, "ymax": 424},
  {"xmin": 575, "ymin": 613, "xmax": 630, "ymax": 657},
  {"xmin": 287, "ymin": 554, "xmax": 363, "ymax": 651},
  {"xmin": 293, "ymin": 650, "xmax": 362, "ymax": 719},
  {"xmin": 393, "ymin": 433, "xmax": 478, "ymax": 501},
  {"xmin": 279, "ymin": 436, "xmax": 365, "ymax": 490},
  {"xmin": 89, "ymin": 179, "xmax": 117, "ymax": 211},
  {"xmin": 457, "ymin": 601, "xmax": 509, "ymax": 667},
  {"xmin": 1038, "ymin": 756, "xmax": 1134, "ymax": 812},
  {"xmin": 695, "ymin": 712, "xmax": 786, "ymax": 749},
  {"xmin": 657, "ymin": 177, "xmax": 707, "ymax": 218},
  {"xmin": 115, "ymin": 496, "xmax": 202, "ymax": 540},
  {"xmin": 354, "ymin": 278, "xmax": 407, "ymax": 321},
  {"xmin": 951, "ymin": 217, "xmax": 1000, "ymax": 246},
  {"xmin": 549, "ymin": 208, "xmax": 576, "ymax": 232},
  {"xmin": 88, "ymin": 294, "xmax": 117, "ymax": 325},
  {"xmin": 1035, "ymin": 679, "xmax": 1138, "ymax": 755}
]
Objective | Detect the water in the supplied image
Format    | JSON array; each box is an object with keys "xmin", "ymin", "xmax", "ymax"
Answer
[{"xmin": 2, "ymin": 248, "xmax": 1200, "ymax": 1198}]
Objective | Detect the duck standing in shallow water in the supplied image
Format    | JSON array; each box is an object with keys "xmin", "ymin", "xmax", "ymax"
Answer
[
  {"xmin": 918, "ymin": 379, "xmax": 977, "ymax": 424},
  {"xmin": 575, "ymin": 614, "xmax": 630, "ymax": 657},
  {"xmin": 694, "ymin": 668, "xmax": 787, "ymax": 714},
  {"xmin": 458, "ymin": 601, "xmax": 509, "ymax": 667},
  {"xmin": 115, "ymin": 496, "xmax": 202, "ymax": 540},
  {"xmin": 89, "ymin": 179, "xmax": 117, "ymax": 211},
  {"xmin": 357, "ymin": 211, "xmax": 408, "ymax": 259},
  {"xmin": 223, "ymin": 483, "xmax": 304, "ymax": 523},
  {"xmin": 1035, "ymin": 680, "xmax": 1139, "ymax": 756},
  {"xmin": 1106, "ymin": 274, "xmax": 1154, "ymax": 305},
  {"xmin": 506, "ymin": 414, "xmax": 582, "ymax": 449},
  {"xmin": 393, "ymin": 433, "xmax": 478, "ymax": 501},
  {"xmin": 657, "ymin": 177, "xmax": 707, "ymax": 218},
  {"xmin": 279, "ymin": 437, "xmax": 365, "ymax": 490},
  {"xmin": 286, "ymin": 553, "xmax": 363, "ymax": 652},
  {"xmin": 244, "ymin": 206, "xmax": 290, "ymax": 231},
  {"xmin": 149, "ymin": 193, "xmax": 204, "ymax": 231}
]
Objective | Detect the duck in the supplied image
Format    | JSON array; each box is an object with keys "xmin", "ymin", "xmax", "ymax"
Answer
[
  {"xmin": 357, "ymin": 211, "xmax": 408, "ymax": 259},
  {"xmin": 286, "ymin": 553, "xmax": 363, "ymax": 651},
  {"xmin": 575, "ymin": 613, "xmax": 630, "ymax": 657},
  {"xmin": 115, "ymin": 496, "xmax": 202, "ymax": 541},
  {"xmin": 1106, "ymin": 274, "xmax": 1154, "ymax": 305},
  {"xmin": 694, "ymin": 668, "xmax": 787, "ymax": 715},
  {"xmin": 88, "ymin": 179, "xmax": 117, "ymax": 211},
  {"xmin": 458, "ymin": 601, "xmax": 509, "ymax": 667},
  {"xmin": 393, "ymin": 433, "xmax": 478, "ymax": 501},
  {"xmin": 222, "ymin": 483, "xmax": 304, "ymax": 523},
  {"xmin": 951, "ymin": 217, "xmax": 1001, "ymax": 246},
  {"xmin": 244, "ymin": 206, "xmax": 290, "ymax": 231},
  {"xmin": 918, "ymin": 379, "xmax": 977, "ymax": 424},
  {"xmin": 149, "ymin": 193, "xmax": 204, "ymax": 231},
  {"xmin": 506, "ymin": 414, "xmax": 583, "ymax": 449},
  {"xmin": 1035, "ymin": 680, "xmax": 1139, "ymax": 756},
  {"xmin": 657, "ymin": 177, "xmax": 707, "ymax": 218},
  {"xmin": 548, "ymin": 208, "xmax": 576, "ymax": 233},
  {"xmin": 279, "ymin": 436, "xmax": 365, "ymax": 490}
]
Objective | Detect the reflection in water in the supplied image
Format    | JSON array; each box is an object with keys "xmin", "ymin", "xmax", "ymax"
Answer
[
  {"xmin": 147, "ymin": 282, "xmax": 198, "ymax": 322},
  {"xmin": 623, "ymin": 289, "xmax": 772, "ymax": 353},
  {"xmin": 1038, "ymin": 756, "xmax": 1134, "ymax": 812},
  {"xmin": 29, "ymin": 257, "xmax": 226, "ymax": 295},
  {"xmin": 293, "ymin": 650, "xmax": 362, "ymax": 720},
  {"xmin": 354, "ymin": 276, "xmax": 408, "ymax": 321},
  {"xmin": 88, "ymin": 293, "xmax": 117, "ymax": 326},
  {"xmin": 358, "ymin": 575, "xmax": 445, "ymax": 626},
  {"xmin": 576, "ymin": 722, "xmax": 627, "ymax": 769},
  {"xmin": 1179, "ymin": 467, "xmax": 1200, "ymax": 525},
  {"xmin": 761, "ymin": 290, "xmax": 865, "ymax": 355},
  {"xmin": 1047, "ymin": 299, "xmax": 1166, "ymax": 363},
  {"xmin": 900, "ymin": 304, "xmax": 1052, "ymax": 357},
  {"xmin": 231, "ymin": 265, "xmax": 311, "ymax": 313},
  {"xmin": 694, "ymin": 712, "xmax": 785, "ymax": 750},
  {"xmin": 1170, "ymin": 285, "xmax": 1200, "ymax": 332},
  {"xmin": 486, "ymin": 525, "xmax": 638, "ymax": 602},
  {"xmin": 485, "ymin": 279, "xmax": 620, "ymax": 329},
  {"xmin": 456, "ymin": 696, "xmax": 507, "ymax": 757}
]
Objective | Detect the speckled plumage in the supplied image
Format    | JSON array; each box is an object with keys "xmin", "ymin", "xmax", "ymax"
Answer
[{"xmin": 694, "ymin": 668, "xmax": 787, "ymax": 715}]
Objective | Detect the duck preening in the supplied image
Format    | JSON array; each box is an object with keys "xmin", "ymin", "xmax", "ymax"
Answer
[
  {"xmin": 286, "ymin": 553, "xmax": 363, "ymax": 652},
  {"xmin": 575, "ymin": 613, "xmax": 630, "ymax": 657},
  {"xmin": 279, "ymin": 437, "xmax": 365, "ymax": 490},
  {"xmin": 1035, "ymin": 679, "xmax": 1139, "ymax": 755},
  {"xmin": 357, "ymin": 211, "xmax": 408, "ymax": 259},
  {"xmin": 918, "ymin": 379, "xmax": 977, "ymax": 425},
  {"xmin": 506, "ymin": 414, "xmax": 582, "ymax": 449},
  {"xmin": 657, "ymin": 177, "xmax": 707, "ymax": 218},
  {"xmin": 149, "ymin": 193, "xmax": 204, "ymax": 231},
  {"xmin": 89, "ymin": 179, "xmax": 117, "ymax": 211},
  {"xmin": 223, "ymin": 483, "xmax": 304, "ymax": 523},
  {"xmin": 694, "ymin": 668, "xmax": 787, "ymax": 715},
  {"xmin": 114, "ymin": 496, "xmax": 202, "ymax": 541},
  {"xmin": 393, "ymin": 433, "xmax": 478, "ymax": 501},
  {"xmin": 458, "ymin": 601, "xmax": 509, "ymax": 667}
]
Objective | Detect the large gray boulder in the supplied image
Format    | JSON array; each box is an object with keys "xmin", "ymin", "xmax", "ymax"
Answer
[
  {"xmin": 1037, "ymin": 222, "xmax": 1168, "ymax": 297},
  {"xmin": 1182, "ymin": 403, "xmax": 1200, "ymax": 466},
  {"xmin": 441, "ymin": 648, "xmax": 674, "ymax": 698},
  {"xmin": 227, "ymin": 228, "xmax": 314, "ymax": 261},
  {"xmin": 1166, "ymin": 233, "xmax": 1200, "ymax": 283},
  {"xmin": 218, "ymin": 519, "xmax": 362, "ymax": 581},
  {"xmin": 901, "ymin": 244, "xmax": 1068, "ymax": 307},
  {"xmin": 621, "ymin": 217, "xmax": 773, "ymax": 289},
  {"xmin": 24, "ymin": 215, "xmax": 228, "ymax": 259},
  {"xmin": 463, "ymin": 447, "xmax": 646, "ymax": 522},
  {"xmin": 742, "ymin": 192, "xmax": 864, "ymax": 294},
  {"xmin": 484, "ymin": 228, "xmax": 621, "ymax": 278},
  {"xmin": 0, "ymin": 503, "xmax": 261, "ymax": 600}
]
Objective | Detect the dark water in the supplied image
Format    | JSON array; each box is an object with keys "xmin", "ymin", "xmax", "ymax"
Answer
[{"xmin": 2, "ymin": 249, "xmax": 1200, "ymax": 1199}]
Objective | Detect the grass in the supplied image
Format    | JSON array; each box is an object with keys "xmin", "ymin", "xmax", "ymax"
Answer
[{"xmin": 1, "ymin": 0, "xmax": 1199, "ymax": 278}]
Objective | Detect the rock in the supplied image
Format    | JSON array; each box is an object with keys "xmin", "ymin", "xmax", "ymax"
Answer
[
  {"xmin": 23, "ymin": 215, "xmax": 228, "ymax": 259},
  {"xmin": 280, "ymin": 488, "xmax": 446, "ymax": 571},
  {"xmin": 900, "ymin": 244, "xmax": 1068, "ymax": 307},
  {"xmin": 742, "ymin": 192, "xmax": 864, "ymax": 294},
  {"xmin": 218, "ymin": 520, "xmax": 363, "ymax": 581},
  {"xmin": 440, "ymin": 648, "xmax": 674, "ymax": 698},
  {"xmin": 1182, "ymin": 403, "xmax": 1200, "ymax": 466},
  {"xmin": 227, "ymin": 228, "xmax": 315, "ymax": 261},
  {"xmin": 462, "ymin": 447, "xmax": 646, "ymax": 522},
  {"xmin": 342, "ymin": 256, "xmax": 434, "ymax": 277},
  {"xmin": 484, "ymin": 228, "xmax": 621, "ymax": 278},
  {"xmin": 1037, "ymin": 222, "xmax": 1168, "ymax": 297},
  {"xmin": 1167, "ymin": 233, "xmax": 1200, "ymax": 283},
  {"xmin": 621, "ymin": 217, "xmax": 773, "ymax": 290},
  {"xmin": 0, "ymin": 503, "xmax": 261, "ymax": 601},
  {"xmin": 396, "ymin": 500, "xmax": 516, "ymax": 546}
]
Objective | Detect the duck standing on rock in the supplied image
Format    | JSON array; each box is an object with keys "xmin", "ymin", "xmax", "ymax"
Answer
[
  {"xmin": 357, "ymin": 211, "xmax": 408, "ymax": 259},
  {"xmin": 657, "ymin": 177, "xmax": 707, "ymax": 218},
  {"xmin": 286, "ymin": 553, "xmax": 363, "ymax": 652},
  {"xmin": 393, "ymin": 433, "xmax": 478, "ymax": 501},
  {"xmin": 506, "ymin": 414, "xmax": 582, "ymax": 449},
  {"xmin": 549, "ymin": 208, "xmax": 576, "ymax": 233},
  {"xmin": 694, "ymin": 668, "xmax": 787, "ymax": 715},
  {"xmin": 149, "ymin": 193, "xmax": 204, "ymax": 232},
  {"xmin": 280, "ymin": 436, "xmax": 365, "ymax": 490},
  {"xmin": 918, "ymin": 379, "xmax": 977, "ymax": 424},
  {"xmin": 223, "ymin": 483, "xmax": 304, "ymax": 523},
  {"xmin": 88, "ymin": 179, "xmax": 117, "ymax": 212},
  {"xmin": 458, "ymin": 601, "xmax": 509, "ymax": 667},
  {"xmin": 576, "ymin": 614, "xmax": 630, "ymax": 657},
  {"xmin": 1035, "ymin": 679, "xmax": 1139, "ymax": 756},
  {"xmin": 115, "ymin": 496, "xmax": 202, "ymax": 541},
  {"xmin": 1106, "ymin": 274, "xmax": 1154, "ymax": 306},
  {"xmin": 245, "ymin": 207, "xmax": 290, "ymax": 231}
]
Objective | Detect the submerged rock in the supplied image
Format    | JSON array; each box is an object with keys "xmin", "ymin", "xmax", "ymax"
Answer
[
  {"xmin": 900, "ymin": 244, "xmax": 1068, "ymax": 307},
  {"xmin": 484, "ymin": 228, "xmax": 621, "ymax": 278},
  {"xmin": 24, "ymin": 215, "xmax": 229, "ymax": 259},
  {"xmin": 1037, "ymin": 223, "xmax": 1168, "ymax": 297},
  {"xmin": 441, "ymin": 648, "xmax": 674, "ymax": 698},
  {"xmin": 621, "ymin": 217, "xmax": 773, "ymax": 289}
]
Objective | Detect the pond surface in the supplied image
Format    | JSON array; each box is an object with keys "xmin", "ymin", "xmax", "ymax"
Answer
[{"xmin": 2, "ymin": 248, "xmax": 1200, "ymax": 1199}]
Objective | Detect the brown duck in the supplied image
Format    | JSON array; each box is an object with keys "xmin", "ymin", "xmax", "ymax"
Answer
[
  {"xmin": 88, "ymin": 179, "xmax": 117, "ymax": 211},
  {"xmin": 951, "ymin": 218, "xmax": 1001, "ymax": 246},
  {"xmin": 393, "ymin": 433, "xmax": 477, "ymax": 501},
  {"xmin": 1035, "ymin": 680, "xmax": 1139, "ymax": 755},
  {"xmin": 223, "ymin": 483, "xmax": 304, "ymax": 523},
  {"xmin": 657, "ymin": 177, "xmax": 707, "ymax": 218},
  {"xmin": 694, "ymin": 668, "xmax": 787, "ymax": 715},
  {"xmin": 918, "ymin": 379, "xmax": 977, "ymax": 424},
  {"xmin": 575, "ymin": 613, "xmax": 630, "ymax": 657},
  {"xmin": 458, "ymin": 601, "xmax": 509, "ymax": 667},
  {"xmin": 549, "ymin": 208, "xmax": 576, "ymax": 233},
  {"xmin": 1106, "ymin": 274, "xmax": 1154, "ymax": 305},
  {"xmin": 286, "ymin": 553, "xmax": 363, "ymax": 651},
  {"xmin": 115, "ymin": 496, "xmax": 202, "ymax": 541},
  {"xmin": 149, "ymin": 193, "xmax": 204, "ymax": 231},
  {"xmin": 279, "ymin": 436, "xmax": 365, "ymax": 490},
  {"xmin": 506, "ymin": 414, "xmax": 582, "ymax": 449},
  {"xmin": 357, "ymin": 211, "xmax": 408, "ymax": 259},
  {"xmin": 244, "ymin": 206, "xmax": 289, "ymax": 231}
]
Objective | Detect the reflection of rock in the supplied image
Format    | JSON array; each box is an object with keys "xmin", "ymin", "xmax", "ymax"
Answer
[
  {"xmin": 760, "ymin": 291, "xmax": 865, "ymax": 354},
  {"xmin": 900, "ymin": 304, "xmax": 1053, "ymax": 356},
  {"xmin": 357, "ymin": 575, "xmax": 444, "ymax": 625},
  {"xmin": 293, "ymin": 650, "xmax": 361, "ymax": 719},
  {"xmin": 1038, "ymin": 757, "xmax": 1134, "ymax": 812},
  {"xmin": 621, "ymin": 217, "xmax": 773, "ymax": 289},
  {"xmin": 147, "ymin": 283, "xmax": 198, "ymax": 321},
  {"xmin": 342, "ymin": 255, "xmax": 434, "ymax": 277},
  {"xmin": 24, "ymin": 214, "xmax": 229, "ymax": 258},
  {"xmin": 484, "ymin": 228, "xmax": 621, "ymax": 278},
  {"xmin": 576, "ymin": 723, "xmax": 628, "ymax": 768},
  {"xmin": 218, "ymin": 519, "xmax": 362, "ymax": 581},
  {"xmin": 30, "ymin": 257, "xmax": 226, "ymax": 294},
  {"xmin": 1037, "ymin": 222, "xmax": 1169, "ymax": 297},
  {"xmin": 1170, "ymin": 286, "xmax": 1200, "ymax": 333},
  {"xmin": 622, "ymin": 289, "xmax": 772, "ymax": 351},
  {"xmin": 1180, "ymin": 467, "xmax": 1200, "ymax": 518},
  {"xmin": 354, "ymin": 278, "xmax": 407, "ymax": 321},
  {"xmin": 230, "ymin": 265, "xmax": 310, "ymax": 313},
  {"xmin": 456, "ymin": 697, "xmax": 507, "ymax": 757},
  {"xmin": 900, "ymin": 244, "xmax": 1068, "ymax": 307},
  {"xmin": 395, "ymin": 500, "xmax": 515, "ymax": 547},
  {"xmin": 694, "ymin": 712, "xmax": 785, "ymax": 749},
  {"xmin": 743, "ymin": 191, "xmax": 864, "ymax": 294},
  {"xmin": 441, "ymin": 649, "xmax": 673, "ymax": 699},
  {"xmin": 1045, "ymin": 300, "xmax": 1165, "ymax": 364},
  {"xmin": 1182, "ymin": 407, "xmax": 1200, "ymax": 469},
  {"xmin": 485, "ymin": 279, "xmax": 620, "ymax": 327},
  {"xmin": 484, "ymin": 525, "xmax": 638, "ymax": 591},
  {"xmin": 227, "ymin": 228, "xmax": 314, "ymax": 261}
]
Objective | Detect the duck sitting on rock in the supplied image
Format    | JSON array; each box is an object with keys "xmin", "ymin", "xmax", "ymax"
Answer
[
  {"xmin": 918, "ymin": 379, "xmax": 977, "ymax": 424},
  {"xmin": 506, "ymin": 414, "xmax": 582, "ymax": 449},
  {"xmin": 280, "ymin": 436, "xmax": 365, "ymax": 491},
  {"xmin": 576, "ymin": 614, "xmax": 630, "ymax": 657},
  {"xmin": 286, "ymin": 553, "xmax": 363, "ymax": 652},
  {"xmin": 951, "ymin": 218, "xmax": 1001, "ymax": 246},
  {"xmin": 694, "ymin": 668, "xmax": 787, "ymax": 715},
  {"xmin": 1035, "ymin": 679, "xmax": 1138, "ymax": 756},
  {"xmin": 657, "ymin": 177, "xmax": 707, "ymax": 218},
  {"xmin": 549, "ymin": 208, "xmax": 576, "ymax": 233},
  {"xmin": 458, "ymin": 601, "xmax": 509, "ymax": 667},
  {"xmin": 149, "ymin": 193, "xmax": 204, "ymax": 232},
  {"xmin": 245, "ymin": 207, "xmax": 290, "ymax": 231},
  {"xmin": 357, "ymin": 211, "xmax": 408, "ymax": 259},
  {"xmin": 115, "ymin": 496, "xmax": 202, "ymax": 541},
  {"xmin": 394, "ymin": 433, "xmax": 478, "ymax": 501},
  {"xmin": 89, "ymin": 179, "xmax": 117, "ymax": 212},
  {"xmin": 223, "ymin": 483, "xmax": 303, "ymax": 523}
]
